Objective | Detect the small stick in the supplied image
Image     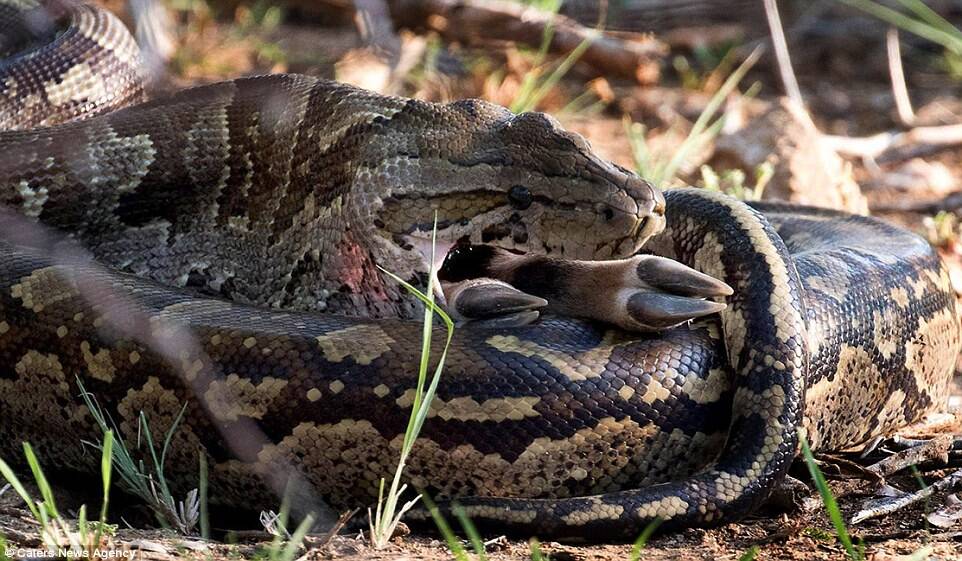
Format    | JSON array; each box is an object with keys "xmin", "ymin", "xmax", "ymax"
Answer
[
  {"xmin": 309, "ymin": 509, "xmax": 358, "ymax": 549},
  {"xmin": 871, "ymin": 190, "xmax": 962, "ymax": 213},
  {"xmin": 387, "ymin": 0, "xmax": 666, "ymax": 83},
  {"xmin": 824, "ymin": 124, "xmax": 962, "ymax": 161},
  {"xmin": 851, "ymin": 468, "xmax": 962, "ymax": 524},
  {"xmin": 817, "ymin": 454, "xmax": 883, "ymax": 482},
  {"xmin": 866, "ymin": 435, "xmax": 953, "ymax": 478},
  {"xmin": 762, "ymin": 0, "xmax": 803, "ymax": 107},
  {"xmin": 887, "ymin": 27, "xmax": 915, "ymax": 126},
  {"xmin": 890, "ymin": 435, "xmax": 962, "ymax": 452}
]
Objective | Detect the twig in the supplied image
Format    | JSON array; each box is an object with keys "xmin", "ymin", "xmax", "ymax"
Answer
[
  {"xmin": 824, "ymin": 124, "xmax": 962, "ymax": 162},
  {"xmin": 762, "ymin": 0, "xmax": 803, "ymax": 107},
  {"xmin": 387, "ymin": 0, "xmax": 666, "ymax": 83},
  {"xmin": 889, "ymin": 435, "xmax": 962, "ymax": 452},
  {"xmin": 866, "ymin": 435, "xmax": 953, "ymax": 478},
  {"xmin": 851, "ymin": 529, "xmax": 918, "ymax": 543},
  {"xmin": 817, "ymin": 454, "xmax": 884, "ymax": 482},
  {"xmin": 871, "ymin": 190, "xmax": 962, "ymax": 213},
  {"xmin": 310, "ymin": 509, "xmax": 357, "ymax": 549},
  {"xmin": 887, "ymin": 27, "xmax": 915, "ymax": 126},
  {"xmin": 851, "ymin": 468, "xmax": 962, "ymax": 524}
]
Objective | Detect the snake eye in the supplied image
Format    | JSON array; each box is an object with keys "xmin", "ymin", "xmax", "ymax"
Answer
[{"xmin": 508, "ymin": 185, "xmax": 533, "ymax": 210}]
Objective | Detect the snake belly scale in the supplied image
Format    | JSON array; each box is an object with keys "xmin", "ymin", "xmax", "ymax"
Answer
[{"xmin": 0, "ymin": 0, "xmax": 959, "ymax": 539}]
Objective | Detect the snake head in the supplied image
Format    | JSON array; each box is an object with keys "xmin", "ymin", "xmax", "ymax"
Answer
[{"xmin": 371, "ymin": 99, "xmax": 665, "ymax": 264}]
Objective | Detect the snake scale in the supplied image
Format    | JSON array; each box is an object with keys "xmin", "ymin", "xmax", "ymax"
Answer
[{"xmin": 0, "ymin": 0, "xmax": 959, "ymax": 540}]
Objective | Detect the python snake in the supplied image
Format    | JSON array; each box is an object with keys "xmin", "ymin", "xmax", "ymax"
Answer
[{"xmin": 0, "ymin": 0, "xmax": 959, "ymax": 540}]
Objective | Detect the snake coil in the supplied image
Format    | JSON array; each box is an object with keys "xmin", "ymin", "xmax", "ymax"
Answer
[{"xmin": 0, "ymin": 0, "xmax": 958, "ymax": 540}]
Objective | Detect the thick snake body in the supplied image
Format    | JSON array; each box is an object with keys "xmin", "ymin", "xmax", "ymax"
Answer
[{"xmin": 0, "ymin": 0, "xmax": 959, "ymax": 540}]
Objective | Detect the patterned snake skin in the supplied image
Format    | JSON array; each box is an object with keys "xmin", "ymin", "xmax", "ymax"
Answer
[{"xmin": 0, "ymin": 0, "xmax": 959, "ymax": 540}]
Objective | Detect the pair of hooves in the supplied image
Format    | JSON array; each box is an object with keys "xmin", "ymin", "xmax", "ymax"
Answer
[
  {"xmin": 443, "ymin": 255, "xmax": 732, "ymax": 333},
  {"xmin": 625, "ymin": 255, "xmax": 731, "ymax": 331}
]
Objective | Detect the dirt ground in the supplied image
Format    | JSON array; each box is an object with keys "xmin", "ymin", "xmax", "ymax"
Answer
[
  {"xmin": 4, "ymin": 462, "xmax": 962, "ymax": 560},
  {"xmin": 3, "ymin": 1, "xmax": 962, "ymax": 560}
]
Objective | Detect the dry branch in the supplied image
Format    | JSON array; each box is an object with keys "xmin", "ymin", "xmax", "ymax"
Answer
[
  {"xmin": 825, "ymin": 124, "xmax": 962, "ymax": 163},
  {"xmin": 851, "ymin": 468, "xmax": 962, "ymax": 524},
  {"xmin": 385, "ymin": 0, "xmax": 666, "ymax": 84},
  {"xmin": 866, "ymin": 435, "xmax": 954, "ymax": 479}
]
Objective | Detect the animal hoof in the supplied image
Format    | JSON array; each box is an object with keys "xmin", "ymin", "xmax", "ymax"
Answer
[
  {"xmin": 626, "ymin": 292, "xmax": 727, "ymax": 330},
  {"xmin": 634, "ymin": 255, "xmax": 733, "ymax": 298},
  {"xmin": 444, "ymin": 278, "xmax": 547, "ymax": 325},
  {"xmin": 614, "ymin": 255, "xmax": 731, "ymax": 331}
]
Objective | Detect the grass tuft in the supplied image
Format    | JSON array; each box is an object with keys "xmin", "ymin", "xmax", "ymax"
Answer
[
  {"xmin": 508, "ymin": 0, "xmax": 595, "ymax": 114},
  {"xmin": 78, "ymin": 379, "xmax": 204, "ymax": 535},
  {"xmin": 0, "ymin": 437, "xmax": 117, "ymax": 554},
  {"xmin": 627, "ymin": 48, "xmax": 761, "ymax": 188},
  {"xmin": 257, "ymin": 498, "xmax": 314, "ymax": 561},
  {"xmin": 369, "ymin": 216, "xmax": 455, "ymax": 548},
  {"xmin": 699, "ymin": 161, "xmax": 774, "ymax": 201},
  {"xmin": 838, "ymin": 0, "xmax": 962, "ymax": 55},
  {"xmin": 422, "ymin": 494, "xmax": 471, "ymax": 561}
]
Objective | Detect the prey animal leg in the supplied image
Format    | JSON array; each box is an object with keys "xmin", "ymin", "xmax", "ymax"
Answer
[{"xmin": 439, "ymin": 245, "xmax": 732, "ymax": 332}]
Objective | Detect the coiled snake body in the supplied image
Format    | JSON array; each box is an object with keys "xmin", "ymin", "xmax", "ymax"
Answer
[{"xmin": 0, "ymin": 0, "xmax": 958, "ymax": 540}]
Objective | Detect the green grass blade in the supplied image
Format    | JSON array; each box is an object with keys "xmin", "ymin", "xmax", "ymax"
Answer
[
  {"xmin": 157, "ymin": 404, "xmax": 190, "ymax": 488},
  {"xmin": 96, "ymin": 430, "xmax": 114, "ymax": 548},
  {"xmin": 452, "ymin": 504, "xmax": 488, "ymax": 561},
  {"xmin": 78, "ymin": 504, "xmax": 89, "ymax": 551},
  {"xmin": 838, "ymin": 0, "xmax": 962, "ymax": 54},
  {"xmin": 629, "ymin": 517, "xmax": 662, "ymax": 560},
  {"xmin": 523, "ymin": 33, "xmax": 594, "ymax": 112},
  {"xmin": 199, "ymin": 453, "xmax": 210, "ymax": 540},
  {"xmin": 376, "ymin": 270, "xmax": 455, "ymax": 335},
  {"xmin": 421, "ymin": 495, "xmax": 469, "ymax": 561},
  {"xmin": 895, "ymin": 0, "xmax": 962, "ymax": 40},
  {"xmin": 529, "ymin": 538, "xmax": 545, "ymax": 561},
  {"xmin": 659, "ymin": 47, "xmax": 761, "ymax": 186},
  {"xmin": 799, "ymin": 430, "xmax": 861, "ymax": 561},
  {"xmin": 739, "ymin": 545, "xmax": 760, "ymax": 561},
  {"xmin": 22, "ymin": 443, "xmax": 59, "ymax": 519},
  {"xmin": 375, "ymin": 266, "xmax": 455, "ymax": 452},
  {"xmin": 279, "ymin": 514, "xmax": 314, "ymax": 561},
  {"xmin": 0, "ymin": 456, "xmax": 40, "ymax": 520}
]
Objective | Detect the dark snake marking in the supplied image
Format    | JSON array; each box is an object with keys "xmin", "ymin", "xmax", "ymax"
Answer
[{"xmin": 0, "ymin": 0, "xmax": 958, "ymax": 540}]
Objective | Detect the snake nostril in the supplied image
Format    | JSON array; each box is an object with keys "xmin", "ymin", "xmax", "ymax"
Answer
[{"xmin": 603, "ymin": 208, "xmax": 615, "ymax": 221}]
